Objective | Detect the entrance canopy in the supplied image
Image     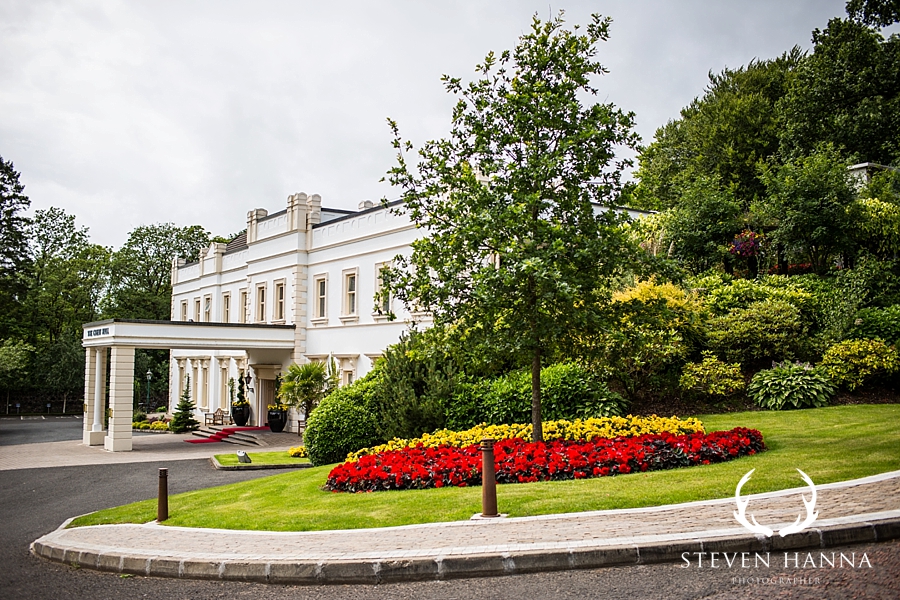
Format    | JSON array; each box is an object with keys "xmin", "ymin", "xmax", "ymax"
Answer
[
  {"xmin": 81, "ymin": 319, "xmax": 295, "ymax": 452},
  {"xmin": 82, "ymin": 318, "xmax": 295, "ymax": 350}
]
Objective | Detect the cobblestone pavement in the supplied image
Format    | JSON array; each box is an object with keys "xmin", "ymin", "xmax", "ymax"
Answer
[{"xmin": 32, "ymin": 470, "xmax": 900, "ymax": 584}]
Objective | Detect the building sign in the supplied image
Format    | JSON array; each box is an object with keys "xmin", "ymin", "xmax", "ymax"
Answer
[{"xmin": 85, "ymin": 327, "xmax": 110, "ymax": 338}]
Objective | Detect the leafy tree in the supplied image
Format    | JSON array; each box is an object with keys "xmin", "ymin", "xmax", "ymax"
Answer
[
  {"xmin": 634, "ymin": 51, "xmax": 802, "ymax": 211},
  {"xmin": 170, "ymin": 376, "xmax": 200, "ymax": 433},
  {"xmin": 0, "ymin": 339, "xmax": 33, "ymax": 413},
  {"xmin": 846, "ymin": 0, "xmax": 900, "ymax": 27},
  {"xmin": 104, "ymin": 223, "xmax": 209, "ymax": 320},
  {"xmin": 0, "ymin": 157, "xmax": 31, "ymax": 338},
  {"xmin": 382, "ymin": 13, "xmax": 640, "ymax": 441},
  {"xmin": 38, "ymin": 334, "xmax": 85, "ymax": 413},
  {"xmin": 778, "ymin": 18, "xmax": 900, "ymax": 166},
  {"xmin": 757, "ymin": 145, "xmax": 856, "ymax": 273}
]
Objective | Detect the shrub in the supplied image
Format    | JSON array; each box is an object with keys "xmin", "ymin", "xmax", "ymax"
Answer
[
  {"xmin": 288, "ymin": 445, "xmax": 307, "ymax": 458},
  {"xmin": 149, "ymin": 420, "xmax": 169, "ymax": 431},
  {"xmin": 304, "ymin": 371, "xmax": 384, "ymax": 466},
  {"xmin": 852, "ymin": 305, "xmax": 900, "ymax": 346},
  {"xmin": 132, "ymin": 411, "xmax": 147, "ymax": 422},
  {"xmin": 693, "ymin": 275, "xmax": 815, "ymax": 318},
  {"xmin": 446, "ymin": 362, "xmax": 628, "ymax": 430},
  {"xmin": 707, "ymin": 300, "xmax": 805, "ymax": 367},
  {"xmin": 819, "ymin": 339, "xmax": 900, "ymax": 391},
  {"xmin": 679, "ymin": 352, "xmax": 745, "ymax": 397},
  {"xmin": 169, "ymin": 377, "xmax": 200, "ymax": 433},
  {"xmin": 747, "ymin": 362, "xmax": 836, "ymax": 410}
]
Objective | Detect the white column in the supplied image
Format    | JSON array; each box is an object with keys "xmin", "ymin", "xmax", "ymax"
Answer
[
  {"xmin": 82, "ymin": 347, "xmax": 106, "ymax": 446},
  {"xmin": 105, "ymin": 346, "xmax": 135, "ymax": 452},
  {"xmin": 92, "ymin": 348, "xmax": 104, "ymax": 432}
]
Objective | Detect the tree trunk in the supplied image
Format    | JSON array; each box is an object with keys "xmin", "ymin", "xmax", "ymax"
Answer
[{"xmin": 531, "ymin": 347, "xmax": 542, "ymax": 442}]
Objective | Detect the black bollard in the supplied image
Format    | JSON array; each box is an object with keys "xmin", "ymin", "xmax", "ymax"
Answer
[
  {"xmin": 158, "ymin": 468, "xmax": 168, "ymax": 522},
  {"xmin": 480, "ymin": 438, "xmax": 499, "ymax": 517}
]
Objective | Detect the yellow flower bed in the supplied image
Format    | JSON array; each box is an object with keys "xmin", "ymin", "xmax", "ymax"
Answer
[
  {"xmin": 346, "ymin": 415, "xmax": 704, "ymax": 462},
  {"xmin": 288, "ymin": 445, "xmax": 308, "ymax": 458}
]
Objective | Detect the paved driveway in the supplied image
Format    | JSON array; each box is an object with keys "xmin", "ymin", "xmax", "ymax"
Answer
[{"xmin": 1, "ymin": 418, "xmax": 897, "ymax": 599}]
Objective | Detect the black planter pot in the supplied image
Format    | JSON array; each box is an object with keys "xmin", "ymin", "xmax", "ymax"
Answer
[
  {"xmin": 267, "ymin": 409, "xmax": 287, "ymax": 433},
  {"xmin": 232, "ymin": 404, "xmax": 250, "ymax": 427}
]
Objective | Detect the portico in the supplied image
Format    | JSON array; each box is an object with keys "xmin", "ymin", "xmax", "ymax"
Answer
[{"xmin": 82, "ymin": 319, "xmax": 294, "ymax": 452}]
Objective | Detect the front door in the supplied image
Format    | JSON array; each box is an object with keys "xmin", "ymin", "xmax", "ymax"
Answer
[{"xmin": 257, "ymin": 379, "xmax": 275, "ymax": 425}]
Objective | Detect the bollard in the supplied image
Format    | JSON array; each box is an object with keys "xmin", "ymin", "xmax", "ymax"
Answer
[
  {"xmin": 158, "ymin": 468, "xmax": 169, "ymax": 522},
  {"xmin": 480, "ymin": 438, "xmax": 499, "ymax": 518}
]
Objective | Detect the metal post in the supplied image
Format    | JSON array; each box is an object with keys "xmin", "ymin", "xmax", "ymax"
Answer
[
  {"xmin": 157, "ymin": 468, "xmax": 168, "ymax": 522},
  {"xmin": 480, "ymin": 438, "xmax": 499, "ymax": 518}
]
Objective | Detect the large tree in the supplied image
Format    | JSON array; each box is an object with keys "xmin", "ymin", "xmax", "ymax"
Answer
[
  {"xmin": 383, "ymin": 13, "xmax": 640, "ymax": 441},
  {"xmin": 0, "ymin": 156, "xmax": 31, "ymax": 338},
  {"xmin": 634, "ymin": 50, "xmax": 802, "ymax": 211},
  {"xmin": 104, "ymin": 223, "xmax": 209, "ymax": 320},
  {"xmin": 778, "ymin": 17, "xmax": 900, "ymax": 166}
]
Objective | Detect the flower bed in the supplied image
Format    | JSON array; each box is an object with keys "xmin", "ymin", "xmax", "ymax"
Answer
[
  {"xmin": 326, "ymin": 427, "xmax": 765, "ymax": 493},
  {"xmin": 346, "ymin": 415, "xmax": 705, "ymax": 462}
]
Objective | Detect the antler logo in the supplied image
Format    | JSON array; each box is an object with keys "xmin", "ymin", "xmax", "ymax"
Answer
[{"xmin": 733, "ymin": 469, "xmax": 818, "ymax": 537}]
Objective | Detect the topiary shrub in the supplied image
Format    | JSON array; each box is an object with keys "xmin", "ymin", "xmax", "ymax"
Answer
[
  {"xmin": 304, "ymin": 371, "xmax": 385, "ymax": 466},
  {"xmin": 819, "ymin": 338, "xmax": 900, "ymax": 391},
  {"xmin": 707, "ymin": 300, "xmax": 805, "ymax": 367},
  {"xmin": 446, "ymin": 362, "xmax": 627, "ymax": 430},
  {"xmin": 747, "ymin": 362, "xmax": 836, "ymax": 410},
  {"xmin": 679, "ymin": 351, "xmax": 745, "ymax": 398}
]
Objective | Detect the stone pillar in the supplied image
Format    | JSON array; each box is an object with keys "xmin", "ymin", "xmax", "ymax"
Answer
[
  {"xmin": 200, "ymin": 358, "xmax": 210, "ymax": 409},
  {"xmin": 291, "ymin": 265, "xmax": 308, "ymax": 365},
  {"xmin": 191, "ymin": 360, "xmax": 199, "ymax": 404},
  {"xmin": 105, "ymin": 346, "xmax": 135, "ymax": 452},
  {"xmin": 83, "ymin": 347, "xmax": 107, "ymax": 446},
  {"xmin": 217, "ymin": 357, "xmax": 230, "ymax": 409},
  {"xmin": 175, "ymin": 357, "xmax": 187, "ymax": 402}
]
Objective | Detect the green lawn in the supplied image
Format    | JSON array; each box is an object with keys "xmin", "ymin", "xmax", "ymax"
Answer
[
  {"xmin": 71, "ymin": 404, "xmax": 900, "ymax": 532},
  {"xmin": 214, "ymin": 451, "xmax": 310, "ymax": 466}
]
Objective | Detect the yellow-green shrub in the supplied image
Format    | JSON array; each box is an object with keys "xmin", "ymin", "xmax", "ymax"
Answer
[
  {"xmin": 346, "ymin": 415, "xmax": 705, "ymax": 462},
  {"xmin": 149, "ymin": 421, "xmax": 169, "ymax": 431},
  {"xmin": 679, "ymin": 351, "xmax": 745, "ymax": 397},
  {"xmin": 819, "ymin": 339, "xmax": 900, "ymax": 390}
]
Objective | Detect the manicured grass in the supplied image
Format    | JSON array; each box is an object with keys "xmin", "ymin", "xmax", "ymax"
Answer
[
  {"xmin": 214, "ymin": 451, "xmax": 310, "ymax": 466},
  {"xmin": 70, "ymin": 404, "xmax": 900, "ymax": 532}
]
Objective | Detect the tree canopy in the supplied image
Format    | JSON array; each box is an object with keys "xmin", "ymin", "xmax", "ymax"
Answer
[{"xmin": 383, "ymin": 12, "xmax": 641, "ymax": 441}]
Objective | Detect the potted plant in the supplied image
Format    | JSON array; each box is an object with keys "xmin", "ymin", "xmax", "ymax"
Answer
[{"xmin": 231, "ymin": 372, "xmax": 251, "ymax": 426}]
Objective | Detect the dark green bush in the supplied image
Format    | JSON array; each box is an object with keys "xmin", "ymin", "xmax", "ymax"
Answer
[
  {"xmin": 707, "ymin": 300, "xmax": 805, "ymax": 367},
  {"xmin": 446, "ymin": 362, "xmax": 627, "ymax": 430},
  {"xmin": 304, "ymin": 372, "xmax": 384, "ymax": 466},
  {"xmin": 852, "ymin": 305, "xmax": 900, "ymax": 346},
  {"xmin": 747, "ymin": 362, "xmax": 835, "ymax": 410},
  {"xmin": 132, "ymin": 411, "xmax": 147, "ymax": 422}
]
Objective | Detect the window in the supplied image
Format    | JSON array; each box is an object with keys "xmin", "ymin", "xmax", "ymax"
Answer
[
  {"xmin": 374, "ymin": 262, "xmax": 391, "ymax": 318},
  {"xmin": 345, "ymin": 273, "xmax": 357, "ymax": 315},
  {"xmin": 274, "ymin": 281, "xmax": 285, "ymax": 321},
  {"xmin": 193, "ymin": 299, "xmax": 201, "ymax": 322},
  {"xmin": 256, "ymin": 285, "xmax": 266, "ymax": 322},
  {"xmin": 203, "ymin": 295, "xmax": 211, "ymax": 322},
  {"xmin": 239, "ymin": 290, "xmax": 248, "ymax": 323},
  {"xmin": 313, "ymin": 275, "xmax": 327, "ymax": 321},
  {"xmin": 180, "ymin": 301, "xmax": 188, "ymax": 322},
  {"xmin": 222, "ymin": 293, "xmax": 231, "ymax": 323}
]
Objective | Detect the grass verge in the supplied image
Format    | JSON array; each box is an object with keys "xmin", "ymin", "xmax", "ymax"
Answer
[
  {"xmin": 213, "ymin": 451, "xmax": 310, "ymax": 466},
  {"xmin": 70, "ymin": 404, "xmax": 900, "ymax": 531}
]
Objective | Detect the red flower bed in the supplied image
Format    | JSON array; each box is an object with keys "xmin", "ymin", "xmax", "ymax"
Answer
[{"xmin": 325, "ymin": 428, "xmax": 765, "ymax": 493}]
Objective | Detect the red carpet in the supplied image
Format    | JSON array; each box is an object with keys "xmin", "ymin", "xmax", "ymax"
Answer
[{"xmin": 184, "ymin": 426, "xmax": 269, "ymax": 443}]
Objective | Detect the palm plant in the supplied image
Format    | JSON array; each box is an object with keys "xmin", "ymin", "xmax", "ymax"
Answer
[{"xmin": 278, "ymin": 362, "xmax": 334, "ymax": 435}]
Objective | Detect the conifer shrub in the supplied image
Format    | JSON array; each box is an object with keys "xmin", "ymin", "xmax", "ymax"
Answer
[{"xmin": 169, "ymin": 377, "xmax": 200, "ymax": 433}]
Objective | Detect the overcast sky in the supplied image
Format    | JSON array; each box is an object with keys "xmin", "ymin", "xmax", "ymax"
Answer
[{"xmin": 1, "ymin": 0, "xmax": 855, "ymax": 248}]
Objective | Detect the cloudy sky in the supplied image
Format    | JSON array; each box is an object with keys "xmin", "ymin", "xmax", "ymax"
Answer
[{"xmin": 1, "ymin": 0, "xmax": 854, "ymax": 248}]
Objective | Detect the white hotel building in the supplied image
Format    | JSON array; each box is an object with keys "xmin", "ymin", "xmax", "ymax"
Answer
[{"xmin": 167, "ymin": 192, "xmax": 421, "ymax": 432}]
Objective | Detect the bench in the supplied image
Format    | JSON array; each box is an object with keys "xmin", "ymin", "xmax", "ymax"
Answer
[{"xmin": 204, "ymin": 408, "xmax": 231, "ymax": 426}]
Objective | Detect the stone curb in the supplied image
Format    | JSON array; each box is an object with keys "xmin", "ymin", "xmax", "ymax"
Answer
[
  {"xmin": 208, "ymin": 455, "xmax": 313, "ymax": 471},
  {"xmin": 30, "ymin": 514, "xmax": 900, "ymax": 585}
]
